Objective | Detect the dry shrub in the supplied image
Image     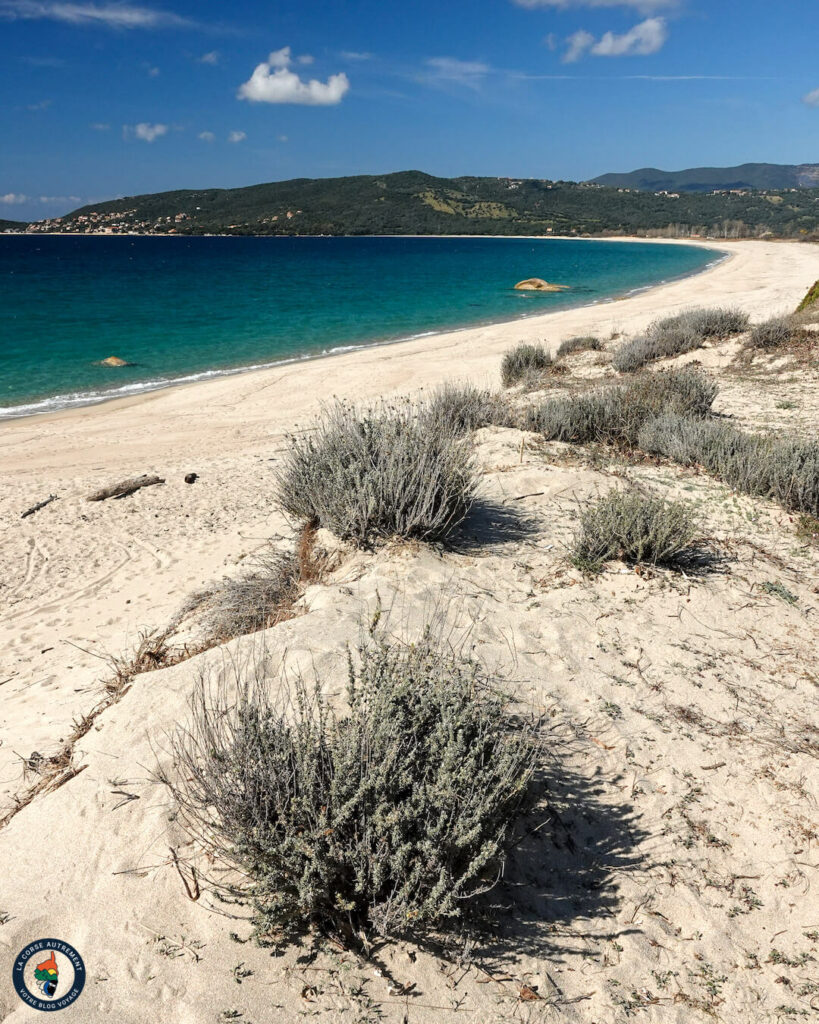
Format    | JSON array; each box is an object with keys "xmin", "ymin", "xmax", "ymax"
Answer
[
  {"xmin": 572, "ymin": 490, "xmax": 699, "ymax": 574},
  {"xmin": 744, "ymin": 315, "xmax": 796, "ymax": 351},
  {"xmin": 613, "ymin": 307, "xmax": 748, "ymax": 373},
  {"xmin": 276, "ymin": 400, "xmax": 477, "ymax": 547},
  {"xmin": 422, "ymin": 382, "xmax": 511, "ymax": 434},
  {"xmin": 639, "ymin": 413, "xmax": 819, "ymax": 516},
  {"xmin": 161, "ymin": 629, "xmax": 539, "ymax": 946},
  {"xmin": 501, "ymin": 342, "xmax": 553, "ymax": 388},
  {"xmin": 556, "ymin": 335, "xmax": 602, "ymax": 357},
  {"xmin": 526, "ymin": 367, "xmax": 717, "ymax": 447},
  {"xmin": 202, "ymin": 551, "xmax": 301, "ymax": 641}
]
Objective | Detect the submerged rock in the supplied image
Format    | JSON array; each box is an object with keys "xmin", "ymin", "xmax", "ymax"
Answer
[
  {"xmin": 514, "ymin": 278, "xmax": 569, "ymax": 292},
  {"xmin": 96, "ymin": 356, "xmax": 132, "ymax": 367}
]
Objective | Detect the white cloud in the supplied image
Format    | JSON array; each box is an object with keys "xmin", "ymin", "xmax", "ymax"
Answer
[
  {"xmin": 199, "ymin": 50, "xmax": 219, "ymax": 65},
  {"xmin": 198, "ymin": 130, "xmax": 215, "ymax": 141},
  {"xmin": 514, "ymin": 0, "xmax": 676, "ymax": 11},
  {"xmin": 564, "ymin": 17, "xmax": 667, "ymax": 61},
  {"xmin": 1, "ymin": 192, "xmax": 28, "ymax": 204},
  {"xmin": 228, "ymin": 130, "xmax": 246, "ymax": 142},
  {"xmin": 39, "ymin": 194, "xmax": 80, "ymax": 202},
  {"xmin": 124, "ymin": 121, "xmax": 168, "ymax": 141},
  {"xmin": 424, "ymin": 56, "xmax": 491, "ymax": 88},
  {"xmin": 563, "ymin": 30, "xmax": 594, "ymax": 63},
  {"xmin": 27, "ymin": 98, "xmax": 52, "ymax": 110},
  {"xmin": 278, "ymin": 134, "xmax": 288, "ymax": 142},
  {"xmin": 297, "ymin": 54, "xmax": 314, "ymax": 65},
  {"xmin": 340, "ymin": 50, "xmax": 372, "ymax": 61},
  {"xmin": 0, "ymin": 1, "xmax": 193, "ymax": 28},
  {"xmin": 238, "ymin": 47, "xmax": 350, "ymax": 105},
  {"xmin": 803, "ymin": 88, "xmax": 819, "ymax": 108},
  {"xmin": 90, "ymin": 121, "xmax": 110, "ymax": 130}
]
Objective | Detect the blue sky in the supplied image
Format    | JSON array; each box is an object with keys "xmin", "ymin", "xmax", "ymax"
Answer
[{"xmin": 2, "ymin": 0, "xmax": 818, "ymax": 221}]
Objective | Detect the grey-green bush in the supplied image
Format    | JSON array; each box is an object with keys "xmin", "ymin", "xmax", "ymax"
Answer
[
  {"xmin": 613, "ymin": 307, "xmax": 748, "ymax": 373},
  {"xmin": 163, "ymin": 631, "xmax": 539, "ymax": 944},
  {"xmin": 556, "ymin": 335, "xmax": 603, "ymax": 357},
  {"xmin": 572, "ymin": 490, "xmax": 699, "ymax": 573},
  {"xmin": 276, "ymin": 401, "xmax": 476, "ymax": 546},
  {"xmin": 527, "ymin": 367, "xmax": 717, "ymax": 447},
  {"xmin": 639, "ymin": 413, "xmax": 819, "ymax": 516},
  {"xmin": 501, "ymin": 342, "xmax": 552, "ymax": 388},
  {"xmin": 745, "ymin": 316, "xmax": 795, "ymax": 350},
  {"xmin": 422, "ymin": 382, "xmax": 510, "ymax": 435}
]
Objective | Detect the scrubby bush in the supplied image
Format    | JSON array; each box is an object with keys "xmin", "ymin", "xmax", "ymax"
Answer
[
  {"xmin": 276, "ymin": 401, "xmax": 476, "ymax": 546},
  {"xmin": 422, "ymin": 382, "xmax": 510, "ymax": 435},
  {"xmin": 163, "ymin": 631, "xmax": 539, "ymax": 944},
  {"xmin": 639, "ymin": 413, "xmax": 819, "ymax": 516},
  {"xmin": 527, "ymin": 367, "xmax": 717, "ymax": 447},
  {"xmin": 557, "ymin": 335, "xmax": 602, "ymax": 358},
  {"xmin": 501, "ymin": 342, "xmax": 552, "ymax": 388},
  {"xmin": 745, "ymin": 316, "xmax": 794, "ymax": 350},
  {"xmin": 613, "ymin": 308, "xmax": 748, "ymax": 373},
  {"xmin": 572, "ymin": 490, "xmax": 699, "ymax": 573},
  {"xmin": 200, "ymin": 551, "xmax": 300, "ymax": 640}
]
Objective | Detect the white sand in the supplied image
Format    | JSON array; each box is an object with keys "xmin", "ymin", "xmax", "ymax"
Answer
[{"xmin": 1, "ymin": 238, "xmax": 818, "ymax": 1023}]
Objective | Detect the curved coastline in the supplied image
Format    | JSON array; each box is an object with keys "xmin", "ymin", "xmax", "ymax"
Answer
[{"xmin": 0, "ymin": 236, "xmax": 725, "ymax": 422}]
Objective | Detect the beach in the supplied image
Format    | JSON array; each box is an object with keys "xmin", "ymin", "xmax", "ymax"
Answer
[{"xmin": 2, "ymin": 236, "xmax": 818, "ymax": 1023}]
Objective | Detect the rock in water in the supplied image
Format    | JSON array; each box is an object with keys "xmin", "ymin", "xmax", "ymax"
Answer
[
  {"xmin": 514, "ymin": 278, "xmax": 569, "ymax": 292},
  {"xmin": 97, "ymin": 356, "xmax": 130, "ymax": 367}
]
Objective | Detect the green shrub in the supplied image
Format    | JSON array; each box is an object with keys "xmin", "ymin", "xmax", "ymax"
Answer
[
  {"xmin": 796, "ymin": 280, "xmax": 819, "ymax": 313},
  {"xmin": 572, "ymin": 490, "xmax": 699, "ymax": 573},
  {"xmin": 556, "ymin": 335, "xmax": 602, "ymax": 357},
  {"xmin": 501, "ymin": 342, "xmax": 553, "ymax": 388},
  {"xmin": 163, "ymin": 630, "xmax": 538, "ymax": 944},
  {"xmin": 745, "ymin": 316, "xmax": 794, "ymax": 350},
  {"xmin": 276, "ymin": 401, "xmax": 477, "ymax": 546},
  {"xmin": 528, "ymin": 367, "xmax": 717, "ymax": 447}
]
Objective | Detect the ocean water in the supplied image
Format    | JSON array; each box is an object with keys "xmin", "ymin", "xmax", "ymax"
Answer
[{"xmin": 0, "ymin": 235, "xmax": 720, "ymax": 418}]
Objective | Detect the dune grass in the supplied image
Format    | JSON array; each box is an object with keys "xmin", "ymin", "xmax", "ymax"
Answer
[{"xmin": 613, "ymin": 307, "xmax": 749, "ymax": 373}]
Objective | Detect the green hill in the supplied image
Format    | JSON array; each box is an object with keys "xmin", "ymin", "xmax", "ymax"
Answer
[
  {"xmin": 0, "ymin": 218, "xmax": 28, "ymax": 232},
  {"xmin": 591, "ymin": 162, "xmax": 819, "ymax": 193},
  {"xmin": 26, "ymin": 169, "xmax": 819, "ymax": 239}
]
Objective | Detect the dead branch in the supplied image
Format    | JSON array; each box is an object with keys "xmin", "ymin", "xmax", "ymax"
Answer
[
  {"xmin": 87, "ymin": 475, "xmax": 165, "ymax": 502},
  {"xmin": 21, "ymin": 494, "xmax": 58, "ymax": 519}
]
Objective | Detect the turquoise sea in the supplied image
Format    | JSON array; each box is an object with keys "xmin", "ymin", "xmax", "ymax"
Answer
[{"xmin": 0, "ymin": 235, "xmax": 721, "ymax": 418}]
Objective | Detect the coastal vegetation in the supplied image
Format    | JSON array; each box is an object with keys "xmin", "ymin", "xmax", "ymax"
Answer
[
  {"xmin": 571, "ymin": 490, "xmax": 700, "ymax": 574},
  {"xmin": 276, "ymin": 399, "xmax": 476, "ymax": 545},
  {"xmin": 797, "ymin": 279, "xmax": 819, "ymax": 311},
  {"xmin": 162, "ymin": 629, "xmax": 539, "ymax": 945},
  {"xmin": 612, "ymin": 306, "xmax": 749, "ymax": 372},
  {"xmin": 556, "ymin": 335, "xmax": 603, "ymax": 357},
  {"xmin": 20, "ymin": 169, "xmax": 819, "ymax": 238},
  {"xmin": 501, "ymin": 342, "xmax": 554, "ymax": 388}
]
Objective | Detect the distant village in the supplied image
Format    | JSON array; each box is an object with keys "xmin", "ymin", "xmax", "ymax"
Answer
[{"xmin": 16, "ymin": 207, "xmax": 304, "ymax": 234}]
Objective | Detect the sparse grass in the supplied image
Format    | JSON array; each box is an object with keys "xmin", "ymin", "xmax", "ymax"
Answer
[
  {"xmin": 162, "ymin": 628, "xmax": 539, "ymax": 946},
  {"xmin": 796, "ymin": 512, "xmax": 819, "ymax": 544},
  {"xmin": 613, "ymin": 308, "xmax": 748, "ymax": 373},
  {"xmin": 760, "ymin": 581, "xmax": 798, "ymax": 605},
  {"xmin": 527, "ymin": 367, "xmax": 717, "ymax": 447},
  {"xmin": 501, "ymin": 342, "xmax": 553, "ymax": 388},
  {"xmin": 556, "ymin": 335, "xmax": 602, "ymax": 357},
  {"xmin": 276, "ymin": 400, "xmax": 477, "ymax": 547},
  {"xmin": 571, "ymin": 490, "xmax": 699, "ymax": 574}
]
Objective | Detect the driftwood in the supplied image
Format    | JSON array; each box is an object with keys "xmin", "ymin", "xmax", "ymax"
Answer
[
  {"xmin": 21, "ymin": 494, "xmax": 58, "ymax": 519},
  {"xmin": 87, "ymin": 475, "xmax": 165, "ymax": 502}
]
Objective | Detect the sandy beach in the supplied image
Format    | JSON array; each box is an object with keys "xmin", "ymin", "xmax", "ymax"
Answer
[{"xmin": 1, "ymin": 237, "xmax": 818, "ymax": 1023}]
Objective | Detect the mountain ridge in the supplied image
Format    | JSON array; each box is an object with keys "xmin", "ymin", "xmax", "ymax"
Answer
[{"xmin": 591, "ymin": 162, "xmax": 819, "ymax": 193}]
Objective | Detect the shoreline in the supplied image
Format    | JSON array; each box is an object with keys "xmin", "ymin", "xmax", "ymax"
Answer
[
  {"xmin": 2, "ymin": 235, "xmax": 728, "ymax": 424},
  {"xmin": 0, "ymin": 239, "xmax": 814, "ymax": 477}
]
